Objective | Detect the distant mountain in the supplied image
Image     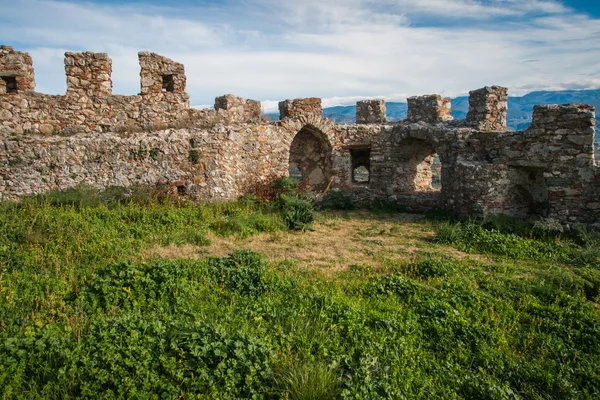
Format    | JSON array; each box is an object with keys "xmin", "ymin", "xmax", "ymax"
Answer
[{"xmin": 267, "ymin": 89, "xmax": 600, "ymax": 147}]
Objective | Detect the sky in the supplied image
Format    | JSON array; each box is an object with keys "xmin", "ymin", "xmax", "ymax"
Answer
[{"xmin": 1, "ymin": 0, "xmax": 600, "ymax": 111}]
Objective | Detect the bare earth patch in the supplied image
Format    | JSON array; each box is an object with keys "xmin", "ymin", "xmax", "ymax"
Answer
[{"xmin": 145, "ymin": 211, "xmax": 487, "ymax": 274}]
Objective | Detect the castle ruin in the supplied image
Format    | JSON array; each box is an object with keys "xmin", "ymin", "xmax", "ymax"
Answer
[{"xmin": 1, "ymin": 46, "xmax": 598, "ymax": 226}]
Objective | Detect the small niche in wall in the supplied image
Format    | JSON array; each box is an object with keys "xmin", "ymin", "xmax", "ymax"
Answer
[
  {"xmin": 2, "ymin": 76, "xmax": 18, "ymax": 93},
  {"xmin": 162, "ymin": 74, "xmax": 175, "ymax": 92},
  {"xmin": 350, "ymin": 148, "xmax": 371, "ymax": 184}
]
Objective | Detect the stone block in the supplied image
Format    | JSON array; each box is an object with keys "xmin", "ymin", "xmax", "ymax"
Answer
[
  {"xmin": 279, "ymin": 98, "xmax": 322, "ymax": 119},
  {"xmin": 407, "ymin": 95, "xmax": 452, "ymax": 123},
  {"xmin": 356, "ymin": 100, "xmax": 386, "ymax": 124},
  {"xmin": 466, "ymin": 86, "xmax": 508, "ymax": 131}
]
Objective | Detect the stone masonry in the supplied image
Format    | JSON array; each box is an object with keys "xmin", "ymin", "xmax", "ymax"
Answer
[
  {"xmin": 0, "ymin": 46, "xmax": 35, "ymax": 93},
  {"xmin": 1, "ymin": 46, "xmax": 599, "ymax": 227},
  {"xmin": 467, "ymin": 86, "xmax": 508, "ymax": 131},
  {"xmin": 356, "ymin": 100, "xmax": 386, "ymax": 124},
  {"xmin": 407, "ymin": 95, "xmax": 453, "ymax": 123},
  {"xmin": 279, "ymin": 98, "xmax": 322, "ymax": 120}
]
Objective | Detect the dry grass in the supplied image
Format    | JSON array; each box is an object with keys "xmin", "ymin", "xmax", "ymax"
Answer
[{"xmin": 145, "ymin": 211, "xmax": 487, "ymax": 276}]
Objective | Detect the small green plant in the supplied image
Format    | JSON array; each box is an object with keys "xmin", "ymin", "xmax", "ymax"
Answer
[
  {"xmin": 317, "ymin": 189, "xmax": 356, "ymax": 210},
  {"xmin": 188, "ymin": 149, "xmax": 200, "ymax": 164},
  {"xmin": 278, "ymin": 194, "xmax": 314, "ymax": 231},
  {"xmin": 205, "ymin": 250, "xmax": 268, "ymax": 296},
  {"xmin": 149, "ymin": 148, "xmax": 159, "ymax": 161},
  {"xmin": 273, "ymin": 360, "xmax": 341, "ymax": 399}
]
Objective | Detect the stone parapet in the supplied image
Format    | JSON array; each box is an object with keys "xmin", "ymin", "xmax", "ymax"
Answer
[
  {"xmin": 139, "ymin": 52, "xmax": 186, "ymax": 95},
  {"xmin": 407, "ymin": 95, "xmax": 452, "ymax": 123},
  {"xmin": 356, "ymin": 100, "xmax": 386, "ymax": 124},
  {"xmin": 65, "ymin": 52, "xmax": 112, "ymax": 97},
  {"xmin": 0, "ymin": 45, "xmax": 35, "ymax": 93},
  {"xmin": 467, "ymin": 86, "xmax": 508, "ymax": 131},
  {"xmin": 214, "ymin": 94, "xmax": 262, "ymax": 123},
  {"xmin": 279, "ymin": 98, "xmax": 322, "ymax": 120}
]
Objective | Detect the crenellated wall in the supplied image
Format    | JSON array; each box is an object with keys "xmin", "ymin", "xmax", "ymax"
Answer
[{"xmin": 1, "ymin": 46, "xmax": 599, "ymax": 227}]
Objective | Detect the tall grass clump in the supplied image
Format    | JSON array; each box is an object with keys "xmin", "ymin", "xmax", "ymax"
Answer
[{"xmin": 273, "ymin": 360, "xmax": 341, "ymax": 399}]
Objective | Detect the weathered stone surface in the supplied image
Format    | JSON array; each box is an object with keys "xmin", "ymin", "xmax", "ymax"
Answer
[
  {"xmin": 1, "ymin": 46, "xmax": 599, "ymax": 227},
  {"xmin": 279, "ymin": 98, "xmax": 322, "ymax": 120},
  {"xmin": 215, "ymin": 94, "xmax": 262, "ymax": 123},
  {"xmin": 466, "ymin": 86, "xmax": 508, "ymax": 131},
  {"xmin": 407, "ymin": 95, "xmax": 452, "ymax": 123},
  {"xmin": 0, "ymin": 46, "xmax": 35, "ymax": 93},
  {"xmin": 356, "ymin": 100, "xmax": 386, "ymax": 124}
]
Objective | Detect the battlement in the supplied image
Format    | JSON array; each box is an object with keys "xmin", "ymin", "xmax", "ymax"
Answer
[
  {"xmin": 279, "ymin": 98, "xmax": 322, "ymax": 120},
  {"xmin": 466, "ymin": 86, "xmax": 508, "ymax": 131},
  {"xmin": 407, "ymin": 95, "xmax": 452, "ymax": 123},
  {"xmin": 1, "ymin": 46, "xmax": 599, "ymax": 227},
  {"xmin": 0, "ymin": 46, "xmax": 35, "ymax": 93}
]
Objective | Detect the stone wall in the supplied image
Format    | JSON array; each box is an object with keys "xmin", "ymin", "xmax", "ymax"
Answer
[
  {"xmin": 0, "ymin": 46, "xmax": 35, "ymax": 93},
  {"xmin": 0, "ymin": 48, "xmax": 204, "ymax": 136},
  {"xmin": 466, "ymin": 86, "xmax": 508, "ymax": 131},
  {"xmin": 214, "ymin": 94, "xmax": 263, "ymax": 124},
  {"xmin": 356, "ymin": 100, "xmax": 386, "ymax": 124},
  {"xmin": 279, "ymin": 98, "xmax": 322, "ymax": 120},
  {"xmin": 1, "ymin": 44, "xmax": 599, "ymax": 226},
  {"xmin": 407, "ymin": 95, "xmax": 453, "ymax": 123}
]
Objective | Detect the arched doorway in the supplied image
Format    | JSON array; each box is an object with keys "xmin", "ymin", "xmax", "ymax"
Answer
[
  {"xmin": 288, "ymin": 125, "xmax": 332, "ymax": 191},
  {"xmin": 392, "ymin": 138, "xmax": 442, "ymax": 193}
]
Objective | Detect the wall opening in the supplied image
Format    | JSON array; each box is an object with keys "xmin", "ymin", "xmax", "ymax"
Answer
[
  {"xmin": 289, "ymin": 125, "xmax": 332, "ymax": 191},
  {"xmin": 162, "ymin": 75, "xmax": 175, "ymax": 92},
  {"xmin": 351, "ymin": 148, "xmax": 370, "ymax": 184},
  {"xmin": 431, "ymin": 154, "xmax": 442, "ymax": 190},
  {"xmin": 506, "ymin": 166, "xmax": 549, "ymax": 218},
  {"xmin": 392, "ymin": 138, "xmax": 441, "ymax": 193},
  {"xmin": 288, "ymin": 167, "xmax": 303, "ymax": 181},
  {"xmin": 2, "ymin": 76, "xmax": 17, "ymax": 93}
]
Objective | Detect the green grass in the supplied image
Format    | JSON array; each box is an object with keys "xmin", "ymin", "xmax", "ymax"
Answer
[{"xmin": 0, "ymin": 189, "xmax": 599, "ymax": 399}]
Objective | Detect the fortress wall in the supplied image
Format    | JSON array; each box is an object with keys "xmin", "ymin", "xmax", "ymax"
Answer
[
  {"xmin": 1, "ymin": 45, "xmax": 599, "ymax": 225},
  {"xmin": 0, "ymin": 122, "xmax": 293, "ymax": 202},
  {"xmin": 407, "ymin": 95, "xmax": 453, "ymax": 123},
  {"xmin": 0, "ymin": 48, "xmax": 262, "ymax": 137},
  {"xmin": 356, "ymin": 100, "xmax": 387, "ymax": 124}
]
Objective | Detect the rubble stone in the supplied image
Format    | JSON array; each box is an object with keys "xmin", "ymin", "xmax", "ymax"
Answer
[
  {"xmin": 1, "ymin": 46, "xmax": 599, "ymax": 227},
  {"xmin": 407, "ymin": 95, "xmax": 452, "ymax": 123},
  {"xmin": 356, "ymin": 100, "xmax": 386, "ymax": 124}
]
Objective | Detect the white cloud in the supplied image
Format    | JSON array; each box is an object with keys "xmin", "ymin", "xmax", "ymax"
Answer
[{"xmin": 2, "ymin": 0, "xmax": 599, "ymax": 108}]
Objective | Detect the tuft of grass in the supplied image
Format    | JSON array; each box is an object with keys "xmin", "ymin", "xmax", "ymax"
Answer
[{"xmin": 273, "ymin": 360, "xmax": 341, "ymax": 400}]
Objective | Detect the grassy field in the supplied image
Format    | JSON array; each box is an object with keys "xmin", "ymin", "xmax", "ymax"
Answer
[{"xmin": 0, "ymin": 186, "xmax": 599, "ymax": 399}]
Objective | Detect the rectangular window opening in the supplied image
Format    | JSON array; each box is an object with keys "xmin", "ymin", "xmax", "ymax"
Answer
[
  {"xmin": 161, "ymin": 75, "xmax": 175, "ymax": 92},
  {"xmin": 351, "ymin": 148, "xmax": 371, "ymax": 184},
  {"xmin": 3, "ymin": 76, "xmax": 18, "ymax": 93}
]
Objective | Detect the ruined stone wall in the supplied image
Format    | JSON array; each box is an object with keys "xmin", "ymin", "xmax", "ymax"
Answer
[
  {"xmin": 1, "ymin": 44, "xmax": 599, "ymax": 226},
  {"xmin": 0, "ymin": 46, "xmax": 35, "ymax": 93},
  {"xmin": 356, "ymin": 100, "xmax": 386, "ymax": 124},
  {"xmin": 407, "ymin": 95, "xmax": 453, "ymax": 123},
  {"xmin": 0, "ymin": 47, "xmax": 265, "ymax": 137}
]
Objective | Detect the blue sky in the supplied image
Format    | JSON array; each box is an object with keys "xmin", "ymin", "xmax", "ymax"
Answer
[{"xmin": 1, "ymin": 0, "xmax": 600, "ymax": 111}]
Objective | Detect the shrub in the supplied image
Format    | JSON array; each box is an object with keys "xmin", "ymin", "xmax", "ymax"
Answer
[
  {"xmin": 271, "ymin": 177, "xmax": 299, "ymax": 198},
  {"xmin": 205, "ymin": 250, "xmax": 268, "ymax": 296},
  {"xmin": 278, "ymin": 194, "xmax": 315, "ymax": 231},
  {"xmin": 317, "ymin": 189, "xmax": 356, "ymax": 210}
]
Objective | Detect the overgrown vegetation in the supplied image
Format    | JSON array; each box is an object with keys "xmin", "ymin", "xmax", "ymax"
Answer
[{"xmin": 0, "ymin": 186, "xmax": 599, "ymax": 399}]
